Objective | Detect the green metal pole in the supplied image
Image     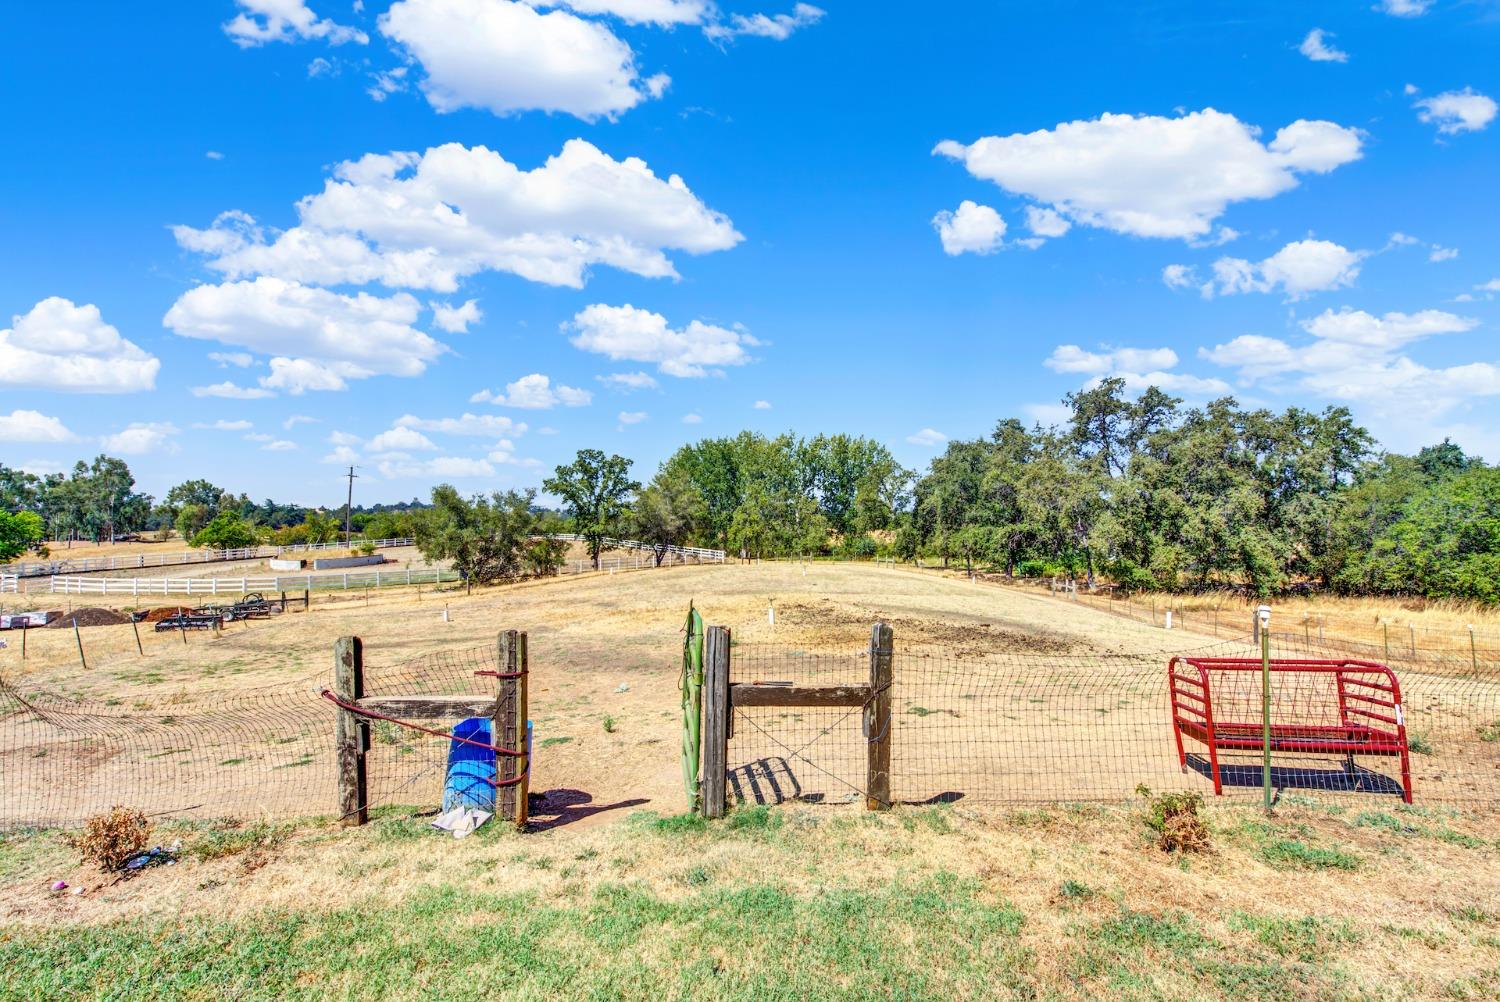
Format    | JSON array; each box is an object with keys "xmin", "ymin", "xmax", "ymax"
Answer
[
  {"xmin": 1259, "ymin": 605, "xmax": 1272, "ymax": 815},
  {"xmin": 681, "ymin": 604, "xmax": 705, "ymax": 812}
]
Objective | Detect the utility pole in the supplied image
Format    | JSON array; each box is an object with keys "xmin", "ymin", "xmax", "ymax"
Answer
[{"xmin": 343, "ymin": 466, "xmax": 358, "ymax": 544}]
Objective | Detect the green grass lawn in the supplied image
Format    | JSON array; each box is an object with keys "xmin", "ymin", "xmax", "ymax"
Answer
[{"xmin": 3, "ymin": 802, "xmax": 1499, "ymax": 1001}]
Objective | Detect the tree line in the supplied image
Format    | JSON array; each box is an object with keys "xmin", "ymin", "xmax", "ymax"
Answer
[{"xmin": 5, "ymin": 388, "xmax": 1497, "ymax": 600}]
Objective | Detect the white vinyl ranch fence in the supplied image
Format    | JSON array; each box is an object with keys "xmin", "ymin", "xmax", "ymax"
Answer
[
  {"xmin": 0, "ymin": 537, "xmax": 416, "ymax": 578},
  {"xmin": 546, "ymin": 534, "xmax": 725, "ymax": 562},
  {"xmin": 48, "ymin": 566, "xmax": 458, "ymax": 596},
  {"xmin": 0, "ymin": 574, "xmax": 16, "ymax": 594}
]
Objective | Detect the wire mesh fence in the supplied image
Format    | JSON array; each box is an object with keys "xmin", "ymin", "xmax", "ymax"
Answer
[
  {"xmin": 0, "ymin": 644, "xmax": 499, "ymax": 830},
  {"xmin": 725, "ymin": 634, "xmax": 1500, "ymax": 811}
]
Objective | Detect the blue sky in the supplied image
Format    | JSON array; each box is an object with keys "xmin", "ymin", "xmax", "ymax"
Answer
[{"xmin": 1, "ymin": 0, "xmax": 1497, "ymax": 505}]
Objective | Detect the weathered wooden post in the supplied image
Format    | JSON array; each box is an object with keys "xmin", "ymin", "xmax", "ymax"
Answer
[
  {"xmin": 702, "ymin": 626, "xmax": 731, "ymax": 819},
  {"xmin": 495, "ymin": 630, "xmax": 528, "ymax": 825},
  {"xmin": 866, "ymin": 622, "xmax": 893, "ymax": 811},
  {"xmin": 334, "ymin": 635, "xmax": 368, "ymax": 826}
]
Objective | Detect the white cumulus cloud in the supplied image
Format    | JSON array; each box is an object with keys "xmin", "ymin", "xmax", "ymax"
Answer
[
  {"xmin": 1378, "ymin": 0, "xmax": 1432, "ymax": 16},
  {"xmin": 568, "ymin": 303, "xmax": 756, "ymax": 377},
  {"xmin": 1045, "ymin": 343, "xmax": 1230, "ymax": 396},
  {"xmin": 224, "ymin": 0, "xmax": 368, "ymax": 47},
  {"xmin": 704, "ymin": 3, "xmax": 824, "ymax": 42},
  {"xmin": 935, "ymin": 109, "xmax": 1362, "ymax": 241},
  {"xmin": 191, "ymin": 381, "xmax": 276, "ymax": 399},
  {"xmin": 1299, "ymin": 28, "xmax": 1348, "ymax": 63},
  {"xmin": 164, "ymin": 277, "xmax": 445, "ymax": 393},
  {"xmin": 1201, "ymin": 308, "xmax": 1486, "ymax": 415},
  {"xmin": 173, "ymin": 140, "xmax": 740, "ymax": 293},
  {"xmin": 1414, "ymin": 87, "xmax": 1497, "ymax": 135},
  {"xmin": 1188, "ymin": 239, "xmax": 1365, "ymax": 300},
  {"xmin": 906, "ymin": 428, "xmax": 947, "ymax": 447},
  {"xmin": 430, "ymin": 298, "xmax": 482, "ymax": 333},
  {"xmin": 932, "ymin": 200, "xmax": 1006, "ymax": 255},
  {"xmin": 368, "ymin": 426, "xmax": 439, "ymax": 452},
  {"xmin": 471, "ymin": 373, "xmax": 592, "ymax": 408},
  {"xmin": 101, "ymin": 422, "xmax": 180, "ymax": 456},
  {"xmin": 0, "ymin": 297, "xmax": 159, "ymax": 394},
  {"xmin": 542, "ymin": 0, "xmax": 710, "ymax": 25},
  {"xmin": 597, "ymin": 371, "xmax": 659, "ymax": 391},
  {"xmin": 380, "ymin": 0, "xmax": 664, "ymax": 120},
  {"xmin": 394, "ymin": 413, "xmax": 527, "ymax": 437},
  {"xmin": 0, "ymin": 410, "xmax": 75, "ymax": 443},
  {"xmin": 378, "ymin": 455, "xmax": 496, "ymax": 479}
]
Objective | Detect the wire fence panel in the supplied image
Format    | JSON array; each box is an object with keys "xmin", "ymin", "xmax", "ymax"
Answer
[
  {"xmin": 0, "ymin": 644, "xmax": 498, "ymax": 830},
  {"xmin": 724, "ymin": 636, "xmax": 1500, "ymax": 811}
]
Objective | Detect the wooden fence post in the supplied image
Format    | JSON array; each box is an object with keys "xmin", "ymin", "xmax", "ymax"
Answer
[
  {"xmin": 495, "ymin": 631, "xmax": 522, "ymax": 823},
  {"xmin": 702, "ymin": 626, "xmax": 731, "ymax": 819},
  {"xmin": 334, "ymin": 635, "xmax": 368, "ymax": 826},
  {"xmin": 867, "ymin": 622, "xmax": 893, "ymax": 811}
]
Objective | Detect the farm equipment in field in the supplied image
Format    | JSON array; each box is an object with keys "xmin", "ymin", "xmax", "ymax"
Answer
[
  {"xmin": 153, "ymin": 608, "xmax": 223, "ymax": 632},
  {"xmin": 225, "ymin": 592, "xmax": 279, "ymax": 621}
]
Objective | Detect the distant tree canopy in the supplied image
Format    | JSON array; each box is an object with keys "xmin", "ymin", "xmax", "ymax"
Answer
[
  {"xmin": 1, "ymin": 456, "xmax": 152, "ymax": 545},
  {"xmin": 190, "ymin": 511, "xmax": 259, "ymax": 551},
  {"xmin": 901, "ymin": 378, "xmax": 1498, "ymax": 600},
  {"xmin": 656, "ymin": 432, "xmax": 907, "ymax": 558},
  {"xmin": 0, "ymin": 510, "xmax": 45, "ymax": 561}
]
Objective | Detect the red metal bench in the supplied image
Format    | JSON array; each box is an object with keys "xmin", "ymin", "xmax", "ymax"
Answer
[{"xmin": 1169, "ymin": 657, "xmax": 1413, "ymax": 803}]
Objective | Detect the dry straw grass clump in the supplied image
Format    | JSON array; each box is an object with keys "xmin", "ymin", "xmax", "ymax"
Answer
[
  {"xmin": 73, "ymin": 806, "xmax": 152, "ymax": 871},
  {"xmin": 1137, "ymin": 785, "xmax": 1211, "ymax": 853}
]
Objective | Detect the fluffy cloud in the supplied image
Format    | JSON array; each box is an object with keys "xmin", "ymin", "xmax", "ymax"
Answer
[
  {"xmin": 932, "ymin": 200, "xmax": 1006, "ymax": 255},
  {"xmin": 209, "ymin": 351, "xmax": 255, "ymax": 367},
  {"xmin": 101, "ymin": 422, "xmax": 180, "ymax": 456},
  {"xmin": 173, "ymin": 140, "xmax": 739, "ymax": 293},
  {"xmin": 192, "ymin": 419, "xmax": 255, "ymax": 431},
  {"xmin": 380, "ymin": 0, "xmax": 667, "ymax": 120},
  {"xmin": 906, "ymin": 428, "xmax": 948, "ymax": 447},
  {"xmin": 224, "ymin": 0, "xmax": 367, "ymax": 47},
  {"xmin": 430, "ymin": 298, "xmax": 481, "ymax": 333},
  {"xmin": 0, "ymin": 410, "xmax": 75, "ymax": 443},
  {"xmin": 1201, "ymin": 308, "xmax": 1486, "ymax": 414},
  {"xmin": 262, "ymin": 440, "xmax": 298, "ymax": 451},
  {"xmin": 323, "ymin": 444, "xmax": 360, "ymax": 464},
  {"xmin": 704, "ymin": 3, "xmax": 824, "ymax": 42},
  {"xmin": 752, "ymin": 399, "xmax": 771, "ymax": 409},
  {"xmin": 0, "ymin": 297, "xmax": 159, "ymax": 394},
  {"xmin": 1378, "ymin": 0, "xmax": 1432, "ymax": 16},
  {"xmin": 394, "ymin": 413, "xmax": 527, "ymax": 436},
  {"xmin": 597, "ymin": 371, "xmax": 659, "ymax": 391},
  {"xmin": 542, "ymin": 0, "xmax": 710, "ymax": 25},
  {"xmin": 681, "ymin": 413, "xmax": 703, "ymax": 424},
  {"xmin": 1173, "ymin": 239, "xmax": 1365, "ymax": 300},
  {"xmin": 471, "ymin": 373, "xmax": 592, "ymax": 408},
  {"xmin": 1024, "ymin": 205, "xmax": 1071, "ymax": 238},
  {"xmin": 378, "ymin": 456, "xmax": 496, "ymax": 479},
  {"xmin": 1045, "ymin": 344, "xmax": 1230, "ymax": 396},
  {"xmin": 164, "ymin": 277, "xmax": 445, "ymax": 393},
  {"xmin": 935, "ymin": 109, "xmax": 1362, "ymax": 241},
  {"xmin": 617, "ymin": 410, "xmax": 648, "ymax": 425},
  {"xmin": 191, "ymin": 381, "xmax": 275, "ymax": 399},
  {"xmin": 368, "ymin": 426, "xmax": 439, "ymax": 452},
  {"xmin": 1414, "ymin": 88, "xmax": 1497, "ymax": 135},
  {"xmin": 568, "ymin": 303, "xmax": 756, "ymax": 377},
  {"xmin": 1299, "ymin": 28, "xmax": 1347, "ymax": 63}
]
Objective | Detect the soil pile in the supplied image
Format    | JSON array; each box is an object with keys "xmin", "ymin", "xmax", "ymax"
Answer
[
  {"xmin": 46, "ymin": 608, "xmax": 132, "ymax": 629},
  {"xmin": 140, "ymin": 607, "xmax": 191, "ymax": 623}
]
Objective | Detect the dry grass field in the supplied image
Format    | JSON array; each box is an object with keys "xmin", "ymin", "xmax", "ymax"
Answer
[{"xmin": 3, "ymin": 562, "xmax": 1499, "ymax": 1000}]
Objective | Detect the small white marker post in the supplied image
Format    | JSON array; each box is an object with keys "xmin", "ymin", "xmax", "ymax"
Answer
[
  {"xmin": 768, "ymin": 598, "xmax": 775, "ymax": 627},
  {"xmin": 1258, "ymin": 604, "xmax": 1273, "ymax": 814},
  {"xmin": 1164, "ymin": 609, "xmax": 1173, "ymax": 630}
]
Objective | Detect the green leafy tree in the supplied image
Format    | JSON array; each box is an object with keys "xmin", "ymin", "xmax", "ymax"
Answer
[
  {"xmin": 413, "ymin": 485, "xmax": 540, "ymax": 591},
  {"xmin": 190, "ymin": 511, "xmax": 258, "ymax": 550},
  {"xmin": 544, "ymin": 449, "xmax": 640, "ymax": 569},
  {"xmin": 0, "ymin": 511, "xmax": 45, "ymax": 561},
  {"xmin": 632, "ymin": 470, "xmax": 704, "ymax": 565},
  {"xmin": 301, "ymin": 510, "xmax": 340, "ymax": 545}
]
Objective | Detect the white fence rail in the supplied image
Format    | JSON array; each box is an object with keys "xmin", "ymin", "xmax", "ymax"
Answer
[
  {"xmin": 1, "ymin": 537, "xmax": 416, "ymax": 578},
  {"xmin": 48, "ymin": 567, "xmax": 458, "ymax": 596},
  {"xmin": 547, "ymin": 534, "xmax": 725, "ymax": 561},
  {"xmin": 0, "ymin": 574, "xmax": 16, "ymax": 594}
]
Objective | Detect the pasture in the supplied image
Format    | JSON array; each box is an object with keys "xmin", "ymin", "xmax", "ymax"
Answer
[{"xmin": 3, "ymin": 561, "xmax": 1499, "ymax": 1000}]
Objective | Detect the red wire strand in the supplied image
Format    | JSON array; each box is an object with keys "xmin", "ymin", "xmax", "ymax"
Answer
[{"xmin": 319, "ymin": 690, "xmax": 525, "ymax": 758}]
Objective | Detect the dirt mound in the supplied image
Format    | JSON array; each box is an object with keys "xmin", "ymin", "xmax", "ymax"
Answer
[
  {"xmin": 46, "ymin": 608, "xmax": 132, "ymax": 629},
  {"xmin": 140, "ymin": 607, "xmax": 191, "ymax": 623}
]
